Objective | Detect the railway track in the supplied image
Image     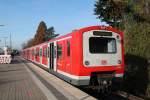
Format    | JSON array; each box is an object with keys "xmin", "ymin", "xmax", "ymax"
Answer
[
  {"xmin": 113, "ymin": 91, "xmax": 144, "ymax": 100},
  {"xmin": 79, "ymin": 87, "xmax": 144, "ymax": 100}
]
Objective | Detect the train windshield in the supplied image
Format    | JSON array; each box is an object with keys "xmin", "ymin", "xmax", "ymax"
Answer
[{"xmin": 89, "ymin": 37, "xmax": 116, "ymax": 53}]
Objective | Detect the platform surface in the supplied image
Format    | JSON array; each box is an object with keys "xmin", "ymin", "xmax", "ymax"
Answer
[
  {"xmin": 0, "ymin": 57, "xmax": 48, "ymax": 100},
  {"xmin": 0, "ymin": 56, "xmax": 96, "ymax": 100}
]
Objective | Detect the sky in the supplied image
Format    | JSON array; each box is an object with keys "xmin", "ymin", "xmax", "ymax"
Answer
[{"xmin": 0, "ymin": 0, "xmax": 105, "ymax": 49}]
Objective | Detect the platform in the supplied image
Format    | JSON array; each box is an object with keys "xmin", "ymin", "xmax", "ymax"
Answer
[{"xmin": 0, "ymin": 56, "xmax": 96, "ymax": 100}]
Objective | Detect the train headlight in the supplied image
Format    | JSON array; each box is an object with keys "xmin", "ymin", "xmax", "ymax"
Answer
[
  {"xmin": 85, "ymin": 61, "xmax": 90, "ymax": 66},
  {"xmin": 117, "ymin": 35, "xmax": 120, "ymax": 39},
  {"xmin": 118, "ymin": 60, "xmax": 122, "ymax": 64},
  {"xmin": 103, "ymin": 80, "xmax": 107, "ymax": 85}
]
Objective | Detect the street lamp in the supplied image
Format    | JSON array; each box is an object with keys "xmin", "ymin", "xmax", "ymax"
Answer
[
  {"xmin": 3, "ymin": 37, "xmax": 8, "ymax": 47},
  {"xmin": 10, "ymin": 33, "xmax": 12, "ymax": 49},
  {"xmin": 0, "ymin": 25, "xmax": 12, "ymax": 49}
]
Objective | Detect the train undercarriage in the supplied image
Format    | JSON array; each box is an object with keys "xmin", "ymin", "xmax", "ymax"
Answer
[{"xmin": 89, "ymin": 71, "xmax": 117, "ymax": 93}]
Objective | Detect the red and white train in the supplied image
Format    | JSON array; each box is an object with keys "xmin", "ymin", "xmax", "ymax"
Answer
[{"xmin": 22, "ymin": 26, "xmax": 124, "ymax": 88}]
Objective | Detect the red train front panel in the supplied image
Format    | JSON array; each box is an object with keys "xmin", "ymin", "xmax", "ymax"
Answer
[
  {"xmin": 82, "ymin": 27, "xmax": 124, "ymax": 75},
  {"xmin": 67, "ymin": 26, "xmax": 125, "ymax": 85}
]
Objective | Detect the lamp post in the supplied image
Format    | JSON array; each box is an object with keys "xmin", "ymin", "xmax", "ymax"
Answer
[
  {"xmin": 0, "ymin": 25, "xmax": 4, "ymax": 48},
  {"xmin": 0, "ymin": 25, "xmax": 12, "ymax": 49},
  {"xmin": 9, "ymin": 33, "xmax": 12, "ymax": 54},
  {"xmin": 3, "ymin": 37, "xmax": 7, "ymax": 47}
]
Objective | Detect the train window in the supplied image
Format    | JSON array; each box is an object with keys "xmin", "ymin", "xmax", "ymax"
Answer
[
  {"xmin": 43, "ymin": 48, "xmax": 47, "ymax": 57},
  {"xmin": 40, "ymin": 49, "xmax": 42, "ymax": 56},
  {"xmin": 36, "ymin": 50, "xmax": 39, "ymax": 56},
  {"xmin": 57, "ymin": 45, "xmax": 62, "ymax": 59},
  {"xmin": 47, "ymin": 47, "xmax": 50, "ymax": 58},
  {"xmin": 43, "ymin": 49, "xmax": 45, "ymax": 56},
  {"xmin": 35, "ymin": 51, "xmax": 37, "ymax": 56},
  {"xmin": 89, "ymin": 37, "xmax": 116, "ymax": 53},
  {"xmin": 38, "ymin": 50, "xmax": 40, "ymax": 56},
  {"xmin": 67, "ymin": 41, "xmax": 70, "ymax": 56},
  {"xmin": 37, "ymin": 50, "xmax": 40, "ymax": 56},
  {"xmin": 32, "ymin": 50, "xmax": 34, "ymax": 55},
  {"xmin": 45, "ymin": 48, "xmax": 48, "ymax": 57}
]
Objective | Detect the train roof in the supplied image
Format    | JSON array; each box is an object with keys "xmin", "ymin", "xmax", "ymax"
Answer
[
  {"xmin": 48, "ymin": 25, "xmax": 122, "ymax": 41},
  {"xmin": 22, "ymin": 25, "xmax": 123, "ymax": 51}
]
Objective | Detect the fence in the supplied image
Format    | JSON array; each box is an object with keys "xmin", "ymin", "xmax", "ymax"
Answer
[{"xmin": 0, "ymin": 55, "xmax": 11, "ymax": 64}]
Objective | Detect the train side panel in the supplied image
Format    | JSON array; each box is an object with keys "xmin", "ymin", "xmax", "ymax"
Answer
[
  {"xmin": 56, "ymin": 36, "xmax": 72, "ymax": 73},
  {"xmin": 35, "ymin": 47, "xmax": 40, "ymax": 62},
  {"xmin": 42, "ymin": 44, "xmax": 48, "ymax": 66},
  {"xmin": 31, "ymin": 48, "xmax": 35, "ymax": 61}
]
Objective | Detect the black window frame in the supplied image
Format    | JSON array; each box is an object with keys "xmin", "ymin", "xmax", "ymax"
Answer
[
  {"xmin": 32, "ymin": 50, "xmax": 34, "ymax": 56},
  {"xmin": 40, "ymin": 49, "xmax": 42, "ymax": 56},
  {"xmin": 67, "ymin": 41, "xmax": 70, "ymax": 56},
  {"xmin": 57, "ymin": 44, "xmax": 62, "ymax": 59},
  {"xmin": 43, "ymin": 48, "xmax": 47, "ymax": 57},
  {"xmin": 48, "ymin": 47, "xmax": 50, "ymax": 58},
  {"xmin": 36, "ymin": 49, "xmax": 39, "ymax": 56},
  {"xmin": 89, "ymin": 37, "xmax": 117, "ymax": 54}
]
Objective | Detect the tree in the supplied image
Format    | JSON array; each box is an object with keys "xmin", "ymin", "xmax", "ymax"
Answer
[
  {"xmin": 22, "ymin": 42, "xmax": 27, "ymax": 49},
  {"xmin": 34, "ymin": 21, "xmax": 47, "ymax": 45},
  {"xmin": 130, "ymin": 0, "xmax": 150, "ymax": 23},
  {"xmin": 94, "ymin": 0, "xmax": 150, "ymax": 58},
  {"xmin": 94, "ymin": 0, "xmax": 150, "ymax": 96},
  {"xmin": 22, "ymin": 21, "xmax": 59, "ymax": 48},
  {"xmin": 94, "ymin": 0, "xmax": 150, "ymax": 27},
  {"xmin": 45, "ymin": 27, "xmax": 59, "ymax": 41},
  {"xmin": 33, "ymin": 21, "xmax": 59, "ymax": 44},
  {"xmin": 94, "ymin": 0, "xmax": 126, "ymax": 27},
  {"xmin": 27, "ymin": 38, "xmax": 34, "ymax": 47}
]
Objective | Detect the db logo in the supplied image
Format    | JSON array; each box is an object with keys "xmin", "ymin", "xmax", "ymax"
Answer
[{"xmin": 101, "ymin": 60, "xmax": 107, "ymax": 65}]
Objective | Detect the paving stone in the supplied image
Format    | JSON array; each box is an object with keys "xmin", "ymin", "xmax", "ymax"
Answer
[{"xmin": 0, "ymin": 57, "xmax": 48, "ymax": 100}]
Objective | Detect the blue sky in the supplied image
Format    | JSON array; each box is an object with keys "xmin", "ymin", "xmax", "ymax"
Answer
[{"xmin": 0, "ymin": 0, "xmax": 105, "ymax": 49}]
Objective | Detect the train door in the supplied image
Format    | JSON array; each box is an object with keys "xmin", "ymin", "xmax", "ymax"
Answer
[
  {"xmin": 49, "ymin": 42, "xmax": 57, "ymax": 71},
  {"xmin": 65, "ymin": 39, "xmax": 71, "ymax": 73}
]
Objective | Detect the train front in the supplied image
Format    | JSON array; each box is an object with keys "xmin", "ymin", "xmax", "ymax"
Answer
[{"xmin": 81, "ymin": 26, "xmax": 124, "ymax": 92}]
